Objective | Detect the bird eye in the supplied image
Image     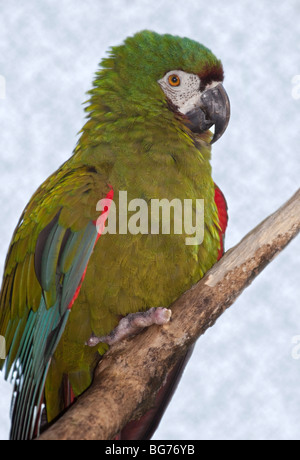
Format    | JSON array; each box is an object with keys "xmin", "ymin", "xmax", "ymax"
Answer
[{"xmin": 168, "ymin": 74, "xmax": 180, "ymax": 87}]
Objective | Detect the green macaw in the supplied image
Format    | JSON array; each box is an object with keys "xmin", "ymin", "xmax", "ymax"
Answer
[{"xmin": 0, "ymin": 30, "xmax": 229, "ymax": 440}]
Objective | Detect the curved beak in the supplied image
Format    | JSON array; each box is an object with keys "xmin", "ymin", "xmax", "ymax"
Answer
[{"xmin": 185, "ymin": 83, "xmax": 230, "ymax": 144}]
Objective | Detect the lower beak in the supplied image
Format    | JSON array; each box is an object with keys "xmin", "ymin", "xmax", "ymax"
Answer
[{"xmin": 185, "ymin": 83, "xmax": 230, "ymax": 144}]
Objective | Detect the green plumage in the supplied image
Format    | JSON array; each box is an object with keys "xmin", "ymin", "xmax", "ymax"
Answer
[{"xmin": 0, "ymin": 31, "xmax": 225, "ymax": 437}]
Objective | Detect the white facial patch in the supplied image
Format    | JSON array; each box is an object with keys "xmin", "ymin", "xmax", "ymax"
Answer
[{"xmin": 158, "ymin": 70, "xmax": 202, "ymax": 115}]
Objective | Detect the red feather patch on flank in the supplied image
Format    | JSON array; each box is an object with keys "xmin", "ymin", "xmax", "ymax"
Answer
[
  {"xmin": 63, "ymin": 375, "xmax": 76, "ymax": 406},
  {"xmin": 67, "ymin": 186, "xmax": 114, "ymax": 310},
  {"xmin": 214, "ymin": 184, "xmax": 228, "ymax": 261}
]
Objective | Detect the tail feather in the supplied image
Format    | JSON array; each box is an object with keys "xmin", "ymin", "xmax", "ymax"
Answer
[{"xmin": 6, "ymin": 300, "xmax": 70, "ymax": 440}]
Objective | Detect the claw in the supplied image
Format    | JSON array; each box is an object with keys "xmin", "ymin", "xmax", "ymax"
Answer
[{"xmin": 86, "ymin": 307, "xmax": 172, "ymax": 347}]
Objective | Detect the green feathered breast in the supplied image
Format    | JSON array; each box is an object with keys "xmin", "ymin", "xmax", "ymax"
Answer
[{"xmin": 0, "ymin": 30, "xmax": 226, "ymax": 438}]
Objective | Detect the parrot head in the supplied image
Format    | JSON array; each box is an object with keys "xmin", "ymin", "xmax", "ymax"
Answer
[{"xmin": 88, "ymin": 30, "xmax": 230, "ymax": 144}]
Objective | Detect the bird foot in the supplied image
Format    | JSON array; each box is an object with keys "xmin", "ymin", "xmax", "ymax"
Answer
[{"xmin": 86, "ymin": 307, "xmax": 172, "ymax": 347}]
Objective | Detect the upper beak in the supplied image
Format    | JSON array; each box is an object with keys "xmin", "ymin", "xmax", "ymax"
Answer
[{"xmin": 185, "ymin": 83, "xmax": 230, "ymax": 144}]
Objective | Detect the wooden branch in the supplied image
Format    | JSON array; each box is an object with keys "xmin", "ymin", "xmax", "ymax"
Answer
[{"xmin": 38, "ymin": 189, "xmax": 300, "ymax": 440}]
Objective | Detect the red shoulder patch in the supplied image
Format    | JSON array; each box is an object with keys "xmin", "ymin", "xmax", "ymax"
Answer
[
  {"xmin": 214, "ymin": 184, "xmax": 228, "ymax": 260},
  {"xmin": 68, "ymin": 186, "xmax": 114, "ymax": 310}
]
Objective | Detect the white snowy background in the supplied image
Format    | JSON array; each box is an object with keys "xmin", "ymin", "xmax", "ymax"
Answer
[{"xmin": 0, "ymin": 0, "xmax": 299, "ymax": 440}]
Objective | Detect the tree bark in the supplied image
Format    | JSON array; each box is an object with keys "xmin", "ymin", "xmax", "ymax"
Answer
[{"xmin": 38, "ymin": 188, "xmax": 300, "ymax": 440}]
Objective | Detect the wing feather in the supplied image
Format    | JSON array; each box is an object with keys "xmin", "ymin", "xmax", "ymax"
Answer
[{"xmin": 0, "ymin": 165, "xmax": 111, "ymax": 439}]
